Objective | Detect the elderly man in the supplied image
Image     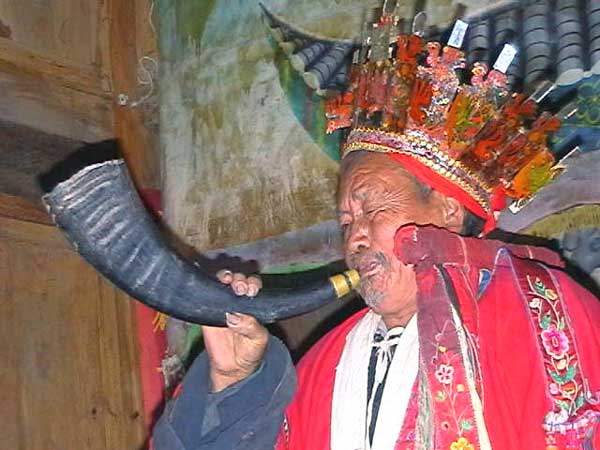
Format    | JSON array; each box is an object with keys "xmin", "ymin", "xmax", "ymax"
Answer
[
  {"xmin": 153, "ymin": 148, "xmax": 600, "ymax": 450},
  {"xmin": 153, "ymin": 19, "xmax": 600, "ymax": 450}
]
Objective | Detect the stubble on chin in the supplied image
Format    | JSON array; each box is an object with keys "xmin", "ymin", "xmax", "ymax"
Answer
[
  {"xmin": 358, "ymin": 263, "xmax": 392, "ymax": 309},
  {"xmin": 349, "ymin": 250, "xmax": 394, "ymax": 309}
]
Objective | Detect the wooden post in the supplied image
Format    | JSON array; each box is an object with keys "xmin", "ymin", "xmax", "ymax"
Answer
[{"xmin": 107, "ymin": 0, "xmax": 159, "ymax": 189}]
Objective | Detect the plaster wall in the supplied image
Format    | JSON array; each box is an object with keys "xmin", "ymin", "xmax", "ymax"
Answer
[{"xmin": 159, "ymin": 0, "xmax": 495, "ymax": 251}]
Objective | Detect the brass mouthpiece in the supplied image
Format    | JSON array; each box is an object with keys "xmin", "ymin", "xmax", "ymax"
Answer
[{"xmin": 329, "ymin": 269, "xmax": 360, "ymax": 298}]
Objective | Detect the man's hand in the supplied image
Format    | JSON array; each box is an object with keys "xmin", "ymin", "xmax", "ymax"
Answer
[{"xmin": 202, "ymin": 270, "xmax": 268, "ymax": 392}]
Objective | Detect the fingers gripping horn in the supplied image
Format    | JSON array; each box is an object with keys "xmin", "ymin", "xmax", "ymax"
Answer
[{"xmin": 41, "ymin": 143, "xmax": 359, "ymax": 325}]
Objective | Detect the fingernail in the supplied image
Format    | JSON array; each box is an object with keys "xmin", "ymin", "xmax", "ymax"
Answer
[
  {"xmin": 225, "ymin": 312, "xmax": 240, "ymax": 326},
  {"xmin": 220, "ymin": 270, "xmax": 232, "ymax": 281}
]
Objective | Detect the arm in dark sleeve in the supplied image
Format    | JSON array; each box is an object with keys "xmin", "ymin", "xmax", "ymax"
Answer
[{"xmin": 152, "ymin": 335, "xmax": 296, "ymax": 450}]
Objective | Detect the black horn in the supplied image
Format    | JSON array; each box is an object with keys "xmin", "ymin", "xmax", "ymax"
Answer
[{"xmin": 40, "ymin": 142, "xmax": 359, "ymax": 325}]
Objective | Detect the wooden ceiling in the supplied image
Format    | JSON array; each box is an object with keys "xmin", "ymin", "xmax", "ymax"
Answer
[{"xmin": 0, "ymin": 0, "xmax": 113, "ymax": 142}]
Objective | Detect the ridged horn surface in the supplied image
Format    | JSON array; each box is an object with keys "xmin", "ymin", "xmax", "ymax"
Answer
[{"xmin": 42, "ymin": 159, "xmax": 340, "ymax": 325}]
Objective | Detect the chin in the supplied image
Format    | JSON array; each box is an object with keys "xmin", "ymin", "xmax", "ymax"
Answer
[
  {"xmin": 359, "ymin": 284, "xmax": 390, "ymax": 312},
  {"xmin": 358, "ymin": 275, "xmax": 388, "ymax": 308},
  {"xmin": 365, "ymin": 303, "xmax": 386, "ymax": 317},
  {"xmin": 360, "ymin": 274, "xmax": 414, "ymax": 317},
  {"xmin": 363, "ymin": 296, "xmax": 385, "ymax": 312}
]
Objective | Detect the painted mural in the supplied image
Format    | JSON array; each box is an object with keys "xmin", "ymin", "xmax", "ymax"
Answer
[{"xmin": 157, "ymin": 0, "xmax": 491, "ymax": 252}]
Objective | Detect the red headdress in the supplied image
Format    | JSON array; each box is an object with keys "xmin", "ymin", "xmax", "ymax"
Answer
[{"xmin": 324, "ymin": 11, "xmax": 573, "ymax": 234}]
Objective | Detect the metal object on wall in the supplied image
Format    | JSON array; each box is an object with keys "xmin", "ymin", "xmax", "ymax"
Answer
[{"xmin": 41, "ymin": 148, "xmax": 358, "ymax": 326}]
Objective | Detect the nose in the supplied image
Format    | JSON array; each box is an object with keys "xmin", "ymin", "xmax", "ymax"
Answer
[{"xmin": 346, "ymin": 217, "xmax": 370, "ymax": 255}]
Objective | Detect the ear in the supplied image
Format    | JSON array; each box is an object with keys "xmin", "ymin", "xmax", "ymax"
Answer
[{"xmin": 433, "ymin": 192, "xmax": 465, "ymax": 233}]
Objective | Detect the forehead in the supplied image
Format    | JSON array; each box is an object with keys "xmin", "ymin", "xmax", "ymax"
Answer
[{"xmin": 338, "ymin": 152, "xmax": 413, "ymax": 200}]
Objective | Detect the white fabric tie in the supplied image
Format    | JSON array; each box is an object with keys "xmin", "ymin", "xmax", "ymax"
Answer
[
  {"xmin": 365, "ymin": 326, "xmax": 405, "ymax": 448},
  {"xmin": 372, "ymin": 327, "xmax": 404, "ymax": 386},
  {"xmin": 331, "ymin": 312, "xmax": 419, "ymax": 450}
]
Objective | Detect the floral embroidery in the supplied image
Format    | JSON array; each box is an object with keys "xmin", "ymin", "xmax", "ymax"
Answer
[
  {"xmin": 541, "ymin": 325, "xmax": 570, "ymax": 360},
  {"xmin": 460, "ymin": 419, "xmax": 473, "ymax": 431},
  {"xmin": 435, "ymin": 364, "xmax": 455, "ymax": 385},
  {"xmin": 515, "ymin": 262, "xmax": 600, "ymax": 449},
  {"xmin": 545, "ymin": 409, "xmax": 570, "ymax": 426},
  {"xmin": 549, "ymin": 383, "xmax": 560, "ymax": 395},
  {"xmin": 525, "ymin": 275, "xmax": 589, "ymax": 426},
  {"xmin": 529, "ymin": 297, "xmax": 541, "ymax": 309},
  {"xmin": 413, "ymin": 268, "xmax": 483, "ymax": 450},
  {"xmin": 450, "ymin": 436, "xmax": 475, "ymax": 450},
  {"xmin": 428, "ymin": 333, "xmax": 477, "ymax": 444}
]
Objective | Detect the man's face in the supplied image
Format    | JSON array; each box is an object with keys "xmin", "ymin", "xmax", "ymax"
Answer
[{"xmin": 337, "ymin": 153, "xmax": 446, "ymax": 317}]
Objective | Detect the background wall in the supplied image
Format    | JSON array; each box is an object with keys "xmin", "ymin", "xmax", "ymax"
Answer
[{"xmin": 158, "ymin": 0, "xmax": 492, "ymax": 252}]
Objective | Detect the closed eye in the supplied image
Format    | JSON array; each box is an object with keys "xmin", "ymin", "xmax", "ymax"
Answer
[{"xmin": 366, "ymin": 208, "xmax": 386, "ymax": 217}]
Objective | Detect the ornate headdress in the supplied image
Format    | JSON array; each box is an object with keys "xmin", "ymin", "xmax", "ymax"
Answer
[{"xmin": 324, "ymin": 7, "xmax": 576, "ymax": 233}]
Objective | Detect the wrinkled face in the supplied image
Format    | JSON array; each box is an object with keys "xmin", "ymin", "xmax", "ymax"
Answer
[{"xmin": 337, "ymin": 153, "xmax": 446, "ymax": 317}]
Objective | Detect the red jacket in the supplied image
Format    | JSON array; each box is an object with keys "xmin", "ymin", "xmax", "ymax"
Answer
[{"xmin": 278, "ymin": 230, "xmax": 600, "ymax": 449}]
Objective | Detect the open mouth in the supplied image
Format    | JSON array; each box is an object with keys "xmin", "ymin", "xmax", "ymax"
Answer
[{"xmin": 358, "ymin": 261, "xmax": 380, "ymax": 278}]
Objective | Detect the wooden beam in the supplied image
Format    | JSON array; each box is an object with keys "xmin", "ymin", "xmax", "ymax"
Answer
[
  {"xmin": 108, "ymin": 0, "xmax": 159, "ymax": 189},
  {"xmin": 0, "ymin": 193, "xmax": 53, "ymax": 226},
  {"xmin": 0, "ymin": 38, "xmax": 111, "ymax": 99},
  {"xmin": 0, "ymin": 70, "xmax": 113, "ymax": 142},
  {"xmin": 0, "ymin": 215, "xmax": 67, "ymax": 249},
  {"xmin": 0, "ymin": 214, "xmax": 145, "ymax": 448},
  {"xmin": 0, "ymin": 1, "xmax": 115, "ymax": 140}
]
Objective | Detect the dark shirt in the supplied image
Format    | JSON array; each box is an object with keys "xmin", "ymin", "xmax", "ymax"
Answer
[{"xmin": 153, "ymin": 336, "xmax": 296, "ymax": 450}]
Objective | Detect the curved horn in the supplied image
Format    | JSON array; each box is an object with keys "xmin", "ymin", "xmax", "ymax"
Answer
[{"xmin": 42, "ymin": 150, "xmax": 359, "ymax": 325}]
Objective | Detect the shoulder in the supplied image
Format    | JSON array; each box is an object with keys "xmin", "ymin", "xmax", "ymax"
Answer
[
  {"xmin": 296, "ymin": 308, "xmax": 368, "ymax": 375},
  {"xmin": 490, "ymin": 250, "xmax": 599, "ymax": 315},
  {"xmin": 284, "ymin": 308, "xmax": 368, "ymax": 439},
  {"xmin": 478, "ymin": 251, "xmax": 600, "ymax": 360},
  {"xmin": 478, "ymin": 250, "xmax": 596, "ymax": 312}
]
